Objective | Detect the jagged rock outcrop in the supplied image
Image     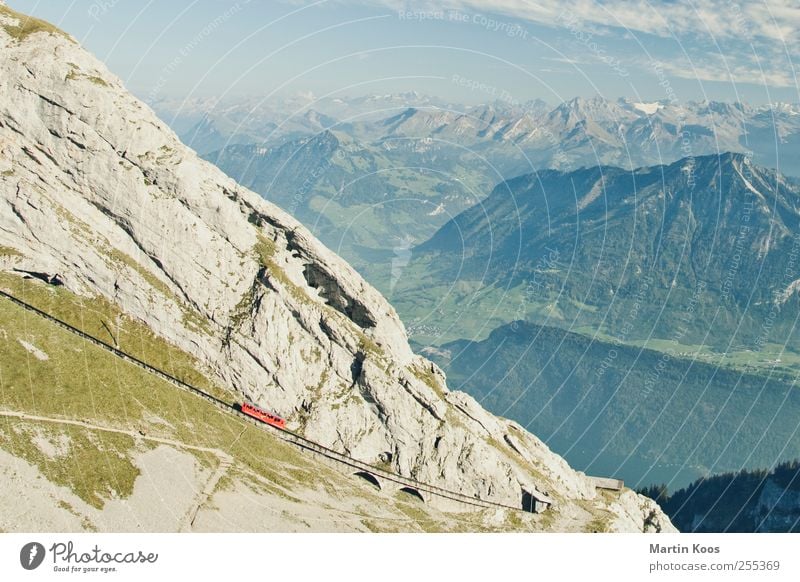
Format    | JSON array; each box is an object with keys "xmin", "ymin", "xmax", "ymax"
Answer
[{"xmin": 0, "ymin": 6, "xmax": 673, "ymax": 532}]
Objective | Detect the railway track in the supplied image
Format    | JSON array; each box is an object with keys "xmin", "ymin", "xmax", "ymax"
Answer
[{"xmin": 0, "ymin": 288, "xmax": 530, "ymax": 513}]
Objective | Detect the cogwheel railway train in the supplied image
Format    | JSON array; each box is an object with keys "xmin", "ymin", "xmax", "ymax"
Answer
[{"xmin": 239, "ymin": 401, "xmax": 286, "ymax": 429}]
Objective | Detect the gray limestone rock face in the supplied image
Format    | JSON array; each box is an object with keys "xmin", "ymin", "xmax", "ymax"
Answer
[{"xmin": 0, "ymin": 10, "xmax": 674, "ymax": 532}]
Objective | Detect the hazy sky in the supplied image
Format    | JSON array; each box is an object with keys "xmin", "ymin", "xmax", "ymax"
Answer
[{"xmin": 10, "ymin": 0, "xmax": 800, "ymax": 106}]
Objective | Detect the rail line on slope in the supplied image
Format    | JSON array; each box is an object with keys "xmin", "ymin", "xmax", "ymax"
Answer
[{"xmin": 0, "ymin": 288, "xmax": 532, "ymax": 513}]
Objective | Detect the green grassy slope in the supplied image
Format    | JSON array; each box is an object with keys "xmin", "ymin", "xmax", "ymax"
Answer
[{"xmin": 0, "ymin": 273, "xmax": 550, "ymax": 532}]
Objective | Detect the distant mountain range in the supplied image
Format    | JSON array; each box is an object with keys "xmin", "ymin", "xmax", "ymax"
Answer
[
  {"xmin": 151, "ymin": 91, "xmax": 456, "ymax": 155},
  {"xmin": 156, "ymin": 93, "xmax": 800, "ymax": 177}
]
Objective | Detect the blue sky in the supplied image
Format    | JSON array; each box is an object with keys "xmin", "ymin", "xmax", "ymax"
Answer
[{"xmin": 10, "ymin": 0, "xmax": 800, "ymax": 106}]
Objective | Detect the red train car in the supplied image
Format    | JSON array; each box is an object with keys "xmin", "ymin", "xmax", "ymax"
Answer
[{"xmin": 240, "ymin": 402, "xmax": 286, "ymax": 429}]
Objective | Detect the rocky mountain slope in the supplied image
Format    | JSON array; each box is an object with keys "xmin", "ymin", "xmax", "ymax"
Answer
[{"xmin": 0, "ymin": 6, "xmax": 672, "ymax": 531}]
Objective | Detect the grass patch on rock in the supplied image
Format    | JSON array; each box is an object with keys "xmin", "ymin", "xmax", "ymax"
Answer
[
  {"xmin": 0, "ymin": 421, "xmax": 140, "ymax": 509},
  {"xmin": 0, "ymin": 6, "xmax": 72, "ymax": 43},
  {"xmin": 0, "ymin": 246, "xmax": 22, "ymax": 259},
  {"xmin": 0, "ymin": 272, "xmax": 227, "ymax": 400}
]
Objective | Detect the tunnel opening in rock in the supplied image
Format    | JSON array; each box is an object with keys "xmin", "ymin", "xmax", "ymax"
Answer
[
  {"xmin": 399, "ymin": 486, "xmax": 425, "ymax": 503},
  {"xmin": 353, "ymin": 471, "xmax": 382, "ymax": 490}
]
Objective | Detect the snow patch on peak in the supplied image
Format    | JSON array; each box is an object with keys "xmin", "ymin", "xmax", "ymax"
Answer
[
  {"xmin": 733, "ymin": 158, "xmax": 767, "ymax": 201},
  {"xmin": 633, "ymin": 102, "xmax": 662, "ymax": 115}
]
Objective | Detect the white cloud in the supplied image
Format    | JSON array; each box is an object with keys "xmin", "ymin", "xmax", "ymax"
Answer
[
  {"xmin": 345, "ymin": 0, "xmax": 799, "ymax": 90},
  {"xmin": 359, "ymin": 0, "xmax": 799, "ymax": 47},
  {"xmin": 639, "ymin": 51, "xmax": 797, "ymax": 87},
  {"xmin": 540, "ymin": 56, "xmax": 585, "ymax": 65}
]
